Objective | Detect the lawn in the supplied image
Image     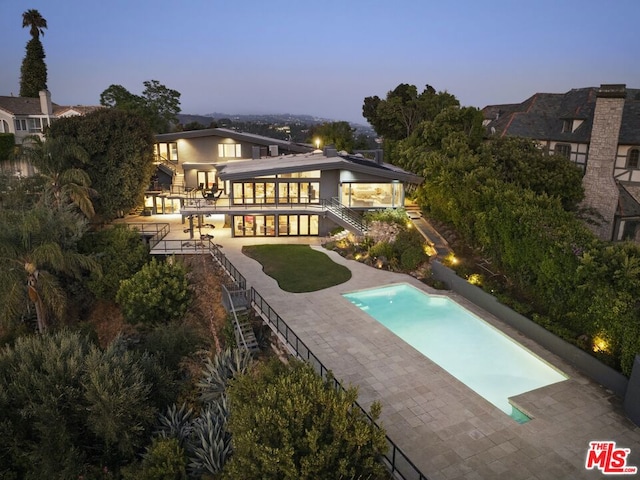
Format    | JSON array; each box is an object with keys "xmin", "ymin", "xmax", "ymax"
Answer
[{"xmin": 242, "ymin": 244, "xmax": 352, "ymax": 292}]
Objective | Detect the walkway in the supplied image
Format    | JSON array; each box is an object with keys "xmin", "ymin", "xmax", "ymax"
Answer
[{"xmin": 128, "ymin": 214, "xmax": 640, "ymax": 479}]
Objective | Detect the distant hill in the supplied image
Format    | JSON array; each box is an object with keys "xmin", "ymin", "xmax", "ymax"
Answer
[{"xmin": 175, "ymin": 112, "xmax": 377, "ymax": 145}]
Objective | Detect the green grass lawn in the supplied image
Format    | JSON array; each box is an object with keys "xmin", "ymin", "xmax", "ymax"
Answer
[{"xmin": 242, "ymin": 244, "xmax": 352, "ymax": 292}]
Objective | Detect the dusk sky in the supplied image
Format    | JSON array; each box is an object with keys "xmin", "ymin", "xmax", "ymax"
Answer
[{"xmin": 1, "ymin": 0, "xmax": 638, "ymax": 124}]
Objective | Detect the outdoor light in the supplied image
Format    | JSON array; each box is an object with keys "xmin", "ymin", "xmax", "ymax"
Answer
[{"xmin": 315, "ymin": 138, "xmax": 320, "ymax": 150}]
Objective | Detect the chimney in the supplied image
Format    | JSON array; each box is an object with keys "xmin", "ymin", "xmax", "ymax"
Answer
[
  {"xmin": 323, "ymin": 146, "xmax": 337, "ymax": 158},
  {"xmin": 580, "ymin": 84, "xmax": 627, "ymax": 240},
  {"xmin": 374, "ymin": 149, "xmax": 384, "ymax": 165},
  {"xmin": 39, "ymin": 90, "xmax": 52, "ymax": 115},
  {"xmin": 251, "ymin": 146, "xmax": 261, "ymax": 160}
]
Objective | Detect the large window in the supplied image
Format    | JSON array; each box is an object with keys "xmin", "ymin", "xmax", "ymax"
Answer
[
  {"xmin": 233, "ymin": 215, "xmax": 276, "ymax": 237},
  {"xmin": 340, "ymin": 183, "xmax": 401, "ymax": 208},
  {"xmin": 627, "ymin": 149, "xmax": 639, "ymax": 169},
  {"xmin": 277, "ymin": 215, "xmax": 319, "ymax": 236},
  {"xmin": 218, "ymin": 143, "xmax": 242, "ymax": 158},
  {"xmin": 232, "ymin": 181, "xmax": 318, "ymax": 204},
  {"xmin": 14, "ymin": 119, "xmax": 27, "ymax": 131}
]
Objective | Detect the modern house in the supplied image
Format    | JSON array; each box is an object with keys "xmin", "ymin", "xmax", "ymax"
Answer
[
  {"xmin": 483, "ymin": 84, "xmax": 640, "ymax": 242},
  {"xmin": 150, "ymin": 128, "xmax": 422, "ymax": 237}
]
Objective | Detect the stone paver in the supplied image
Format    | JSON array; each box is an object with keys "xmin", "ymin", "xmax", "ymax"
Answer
[{"xmin": 139, "ymin": 214, "xmax": 640, "ymax": 479}]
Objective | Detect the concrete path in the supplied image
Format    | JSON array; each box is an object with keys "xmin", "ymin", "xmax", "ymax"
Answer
[{"xmin": 130, "ymin": 214, "xmax": 640, "ymax": 479}]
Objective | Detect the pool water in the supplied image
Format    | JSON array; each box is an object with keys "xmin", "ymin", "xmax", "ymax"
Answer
[{"xmin": 343, "ymin": 284, "xmax": 567, "ymax": 422}]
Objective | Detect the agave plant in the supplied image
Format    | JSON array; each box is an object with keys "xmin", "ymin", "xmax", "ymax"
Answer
[
  {"xmin": 155, "ymin": 403, "xmax": 194, "ymax": 447},
  {"xmin": 196, "ymin": 348, "xmax": 252, "ymax": 404},
  {"xmin": 187, "ymin": 396, "xmax": 232, "ymax": 477}
]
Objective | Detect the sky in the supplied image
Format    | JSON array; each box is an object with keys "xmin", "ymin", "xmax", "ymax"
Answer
[{"xmin": 1, "ymin": 0, "xmax": 638, "ymax": 125}]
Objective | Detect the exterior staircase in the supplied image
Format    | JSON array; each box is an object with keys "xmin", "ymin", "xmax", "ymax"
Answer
[
  {"xmin": 323, "ymin": 197, "xmax": 367, "ymax": 236},
  {"xmin": 220, "ymin": 284, "xmax": 259, "ymax": 354}
]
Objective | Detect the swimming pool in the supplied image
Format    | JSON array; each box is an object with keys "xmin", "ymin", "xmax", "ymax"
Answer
[{"xmin": 343, "ymin": 284, "xmax": 567, "ymax": 421}]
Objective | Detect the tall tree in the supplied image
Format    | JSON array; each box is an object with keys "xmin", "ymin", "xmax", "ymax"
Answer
[
  {"xmin": 19, "ymin": 9, "xmax": 48, "ymax": 97},
  {"xmin": 363, "ymin": 84, "xmax": 459, "ymax": 141},
  {"xmin": 48, "ymin": 108, "xmax": 155, "ymax": 221}
]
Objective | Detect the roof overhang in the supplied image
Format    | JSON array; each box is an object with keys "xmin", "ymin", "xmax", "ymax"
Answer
[{"xmin": 216, "ymin": 152, "xmax": 423, "ymax": 184}]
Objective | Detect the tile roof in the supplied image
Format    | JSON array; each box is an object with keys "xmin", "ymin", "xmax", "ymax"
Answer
[
  {"xmin": 0, "ymin": 95, "xmax": 58, "ymax": 115},
  {"xmin": 483, "ymin": 86, "xmax": 640, "ymax": 145}
]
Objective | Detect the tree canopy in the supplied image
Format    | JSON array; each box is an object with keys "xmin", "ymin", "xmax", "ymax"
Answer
[
  {"xmin": 19, "ymin": 9, "xmax": 48, "ymax": 98},
  {"xmin": 48, "ymin": 108, "xmax": 155, "ymax": 220},
  {"xmin": 363, "ymin": 83, "xmax": 459, "ymax": 141},
  {"xmin": 100, "ymin": 80, "xmax": 181, "ymax": 133},
  {"xmin": 307, "ymin": 121, "xmax": 367, "ymax": 152}
]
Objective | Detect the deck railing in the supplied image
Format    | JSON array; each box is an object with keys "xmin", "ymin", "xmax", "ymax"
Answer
[{"xmin": 122, "ymin": 222, "xmax": 170, "ymax": 249}]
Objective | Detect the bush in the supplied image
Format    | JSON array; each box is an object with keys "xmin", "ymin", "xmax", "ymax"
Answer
[
  {"xmin": 116, "ymin": 257, "xmax": 190, "ymax": 325},
  {"xmin": 368, "ymin": 240, "xmax": 394, "ymax": 260},
  {"xmin": 401, "ymin": 245, "xmax": 427, "ymax": 271},
  {"xmin": 0, "ymin": 133, "xmax": 15, "ymax": 161},
  {"xmin": 80, "ymin": 225, "xmax": 150, "ymax": 300},
  {"xmin": 141, "ymin": 321, "xmax": 204, "ymax": 372},
  {"xmin": 223, "ymin": 359, "xmax": 388, "ymax": 480},
  {"xmin": 121, "ymin": 437, "xmax": 187, "ymax": 480}
]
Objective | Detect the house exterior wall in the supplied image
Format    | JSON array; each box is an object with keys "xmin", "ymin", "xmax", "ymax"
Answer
[
  {"xmin": 614, "ymin": 145, "xmax": 640, "ymax": 183},
  {"xmin": 581, "ymin": 86, "xmax": 627, "ymax": 240}
]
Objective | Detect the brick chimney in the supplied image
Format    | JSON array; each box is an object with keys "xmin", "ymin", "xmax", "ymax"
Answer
[
  {"xmin": 581, "ymin": 84, "xmax": 626, "ymax": 240},
  {"xmin": 39, "ymin": 90, "xmax": 52, "ymax": 115}
]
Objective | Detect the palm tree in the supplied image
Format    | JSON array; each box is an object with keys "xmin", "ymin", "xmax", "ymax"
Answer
[
  {"xmin": 0, "ymin": 206, "xmax": 100, "ymax": 333},
  {"xmin": 22, "ymin": 9, "xmax": 47, "ymax": 39},
  {"xmin": 20, "ymin": 135, "xmax": 96, "ymax": 218}
]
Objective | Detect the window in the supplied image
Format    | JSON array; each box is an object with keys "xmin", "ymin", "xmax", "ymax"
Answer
[
  {"xmin": 197, "ymin": 171, "xmax": 216, "ymax": 190},
  {"xmin": 27, "ymin": 118, "xmax": 42, "ymax": 133},
  {"xmin": 218, "ymin": 143, "xmax": 242, "ymax": 158},
  {"xmin": 627, "ymin": 149, "xmax": 639, "ymax": 169},
  {"xmin": 155, "ymin": 142, "xmax": 178, "ymax": 163},
  {"xmin": 562, "ymin": 120, "xmax": 573, "ymax": 133},
  {"xmin": 14, "ymin": 119, "xmax": 27, "ymax": 131},
  {"xmin": 554, "ymin": 143, "xmax": 571, "ymax": 159}
]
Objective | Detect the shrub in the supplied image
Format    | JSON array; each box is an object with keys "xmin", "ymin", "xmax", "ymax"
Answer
[
  {"xmin": 401, "ymin": 245, "xmax": 427, "ymax": 271},
  {"xmin": 80, "ymin": 225, "xmax": 150, "ymax": 300},
  {"xmin": 0, "ymin": 133, "xmax": 15, "ymax": 161},
  {"xmin": 141, "ymin": 321, "xmax": 204, "ymax": 372},
  {"xmin": 196, "ymin": 348, "xmax": 253, "ymax": 404},
  {"xmin": 368, "ymin": 240, "xmax": 394, "ymax": 260},
  {"xmin": 121, "ymin": 437, "xmax": 187, "ymax": 480},
  {"xmin": 223, "ymin": 359, "xmax": 388, "ymax": 480},
  {"xmin": 116, "ymin": 257, "xmax": 190, "ymax": 325}
]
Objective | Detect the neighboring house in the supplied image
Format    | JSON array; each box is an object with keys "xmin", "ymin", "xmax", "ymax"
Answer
[
  {"xmin": 483, "ymin": 84, "xmax": 640, "ymax": 242},
  {"xmin": 149, "ymin": 128, "xmax": 422, "ymax": 237},
  {"xmin": 0, "ymin": 90, "xmax": 101, "ymax": 176},
  {"xmin": 0, "ymin": 90, "xmax": 57, "ymax": 145}
]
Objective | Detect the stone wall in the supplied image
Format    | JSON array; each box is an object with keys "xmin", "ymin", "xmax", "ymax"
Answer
[{"xmin": 581, "ymin": 85, "xmax": 627, "ymax": 240}]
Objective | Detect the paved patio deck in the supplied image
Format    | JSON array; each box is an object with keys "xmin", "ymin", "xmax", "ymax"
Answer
[{"xmin": 131, "ymin": 214, "xmax": 640, "ymax": 479}]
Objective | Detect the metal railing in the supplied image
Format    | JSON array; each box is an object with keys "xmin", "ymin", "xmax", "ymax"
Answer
[
  {"xmin": 249, "ymin": 287, "xmax": 428, "ymax": 480},
  {"xmin": 322, "ymin": 197, "xmax": 367, "ymax": 234},
  {"xmin": 221, "ymin": 284, "xmax": 250, "ymax": 352},
  {"xmin": 122, "ymin": 222, "xmax": 170, "ymax": 249}
]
